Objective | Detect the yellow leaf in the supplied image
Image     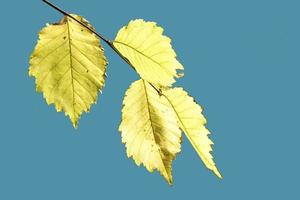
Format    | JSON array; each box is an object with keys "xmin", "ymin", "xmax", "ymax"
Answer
[
  {"xmin": 119, "ymin": 79, "xmax": 182, "ymax": 184},
  {"xmin": 113, "ymin": 19, "xmax": 184, "ymax": 86},
  {"xmin": 29, "ymin": 14, "xmax": 107, "ymax": 128},
  {"xmin": 162, "ymin": 88, "xmax": 222, "ymax": 178}
]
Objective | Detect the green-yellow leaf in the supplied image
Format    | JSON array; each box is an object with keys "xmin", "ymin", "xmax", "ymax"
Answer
[
  {"xmin": 29, "ymin": 14, "xmax": 107, "ymax": 128},
  {"xmin": 119, "ymin": 79, "xmax": 182, "ymax": 184},
  {"xmin": 113, "ymin": 19, "xmax": 184, "ymax": 86},
  {"xmin": 162, "ymin": 88, "xmax": 222, "ymax": 178}
]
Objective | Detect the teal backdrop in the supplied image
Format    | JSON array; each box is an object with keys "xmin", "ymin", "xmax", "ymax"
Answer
[{"xmin": 0, "ymin": 0, "xmax": 299, "ymax": 199}]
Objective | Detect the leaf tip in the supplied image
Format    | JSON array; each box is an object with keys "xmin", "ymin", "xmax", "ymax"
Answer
[
  {"xmin": 72, "ymin": 123, "xmax": 78, "ymax": 129},
  {"xmin": 167, "ymin": 179, "xmax": 173, "ymax": 186},
  {"xmin": 213, "ymin": 167, "xmax": 222, "ymax": 179},
  {"xmin": 163, "ymin": 174, "xmax": 173, "ymax": 186},
  {"xmin": 70, "ymin": 117, "xmax": 79, "ymax": 129}
]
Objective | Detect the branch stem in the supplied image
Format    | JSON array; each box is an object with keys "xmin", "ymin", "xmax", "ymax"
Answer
[
  {"xmin": 41, "ymin": 0, "xmax": 161, "ymax": 94},
  {"xmin": 42, "ymin": 0, "xmax": 110, "ymax": 44}
]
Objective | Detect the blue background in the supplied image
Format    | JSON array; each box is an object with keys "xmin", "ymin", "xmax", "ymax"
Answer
[{"xmin": 0, "ymin": 0, "xmax": 299, "ymax": 199}]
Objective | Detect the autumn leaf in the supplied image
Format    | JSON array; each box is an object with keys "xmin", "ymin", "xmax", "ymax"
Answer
[
  {"xmin": 113, "ymin": 19, "xmax": 184, "ymax": 87},
  {"xmin": 28, "ymin": 0, "xmax": 222, "ymax": 185},
  {"xmin": 162, "ymin": 87, "xmax": 222, "ymax": 178},
  {"xmin": 29, "ymin": 14, "xmax": 107, "ymax": 128},
  {"xmin": 119, "ymin": 79, "xmax": 182, "ymax": 184}
]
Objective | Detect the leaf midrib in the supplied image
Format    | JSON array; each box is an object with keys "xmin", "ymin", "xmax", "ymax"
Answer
[
  {"xmin": 142, "ymin": 80, "xmax": 171, "ymax": 182},
  {"xmin": 162, "ymin": 92, "xmax": 217, "ymax": 172},
  {"xmin": 113, "ymin": 41, "xmax": 173, "ymax": 76},
  {"xmin": 66, "ymin": 17, "xmax": 76, "ymax": 123}
]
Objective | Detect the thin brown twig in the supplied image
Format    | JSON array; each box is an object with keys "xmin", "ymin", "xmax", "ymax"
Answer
[{"xmin": 41, "ymin": 0, "xmax": 162, "ymax": 94}]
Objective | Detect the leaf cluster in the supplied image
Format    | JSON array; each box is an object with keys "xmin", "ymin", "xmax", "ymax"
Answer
[{"xmin": 29, "ymin": 0, "xmax": 222, "ymax": 184}]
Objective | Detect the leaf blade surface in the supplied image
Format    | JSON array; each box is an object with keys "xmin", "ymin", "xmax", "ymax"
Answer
[
  {"xmin": 163, "ymin": 87, "xmax": 222, "ymax": 178},
  {"xmin": 119, "ymin": 79, "xmax": 182, "ymax": 184},
  {"xmin": 29, "ymin": 14, "xmax": 107, "ymax": 127},
  {"xmin": 113, "ymin": 19, "xmax": 183, "ymax": 86}
]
